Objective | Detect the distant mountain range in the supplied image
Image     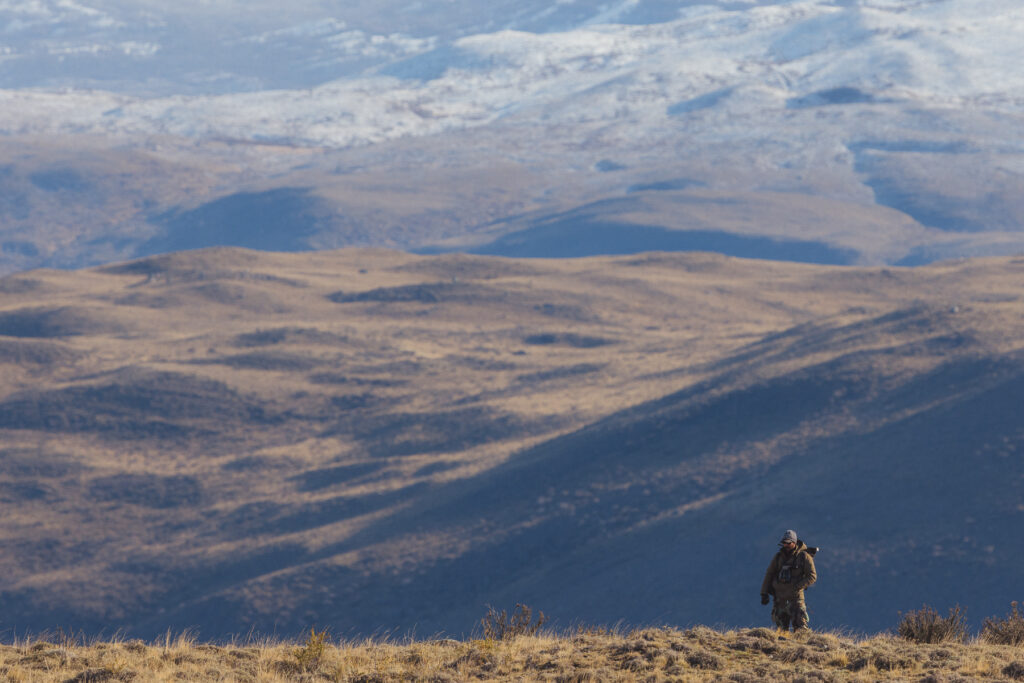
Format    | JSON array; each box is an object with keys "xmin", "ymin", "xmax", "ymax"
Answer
[
  {"xmin": 1, "ymin": 0, "xmax": 1023, "ymax": 274},
  {"xmin": 0, "ymin": 0, "xmax": 819, "ymax": 94},
  {"xmin": 5, "ymin": 0, "xmax": 1023, "ymax": 144}
]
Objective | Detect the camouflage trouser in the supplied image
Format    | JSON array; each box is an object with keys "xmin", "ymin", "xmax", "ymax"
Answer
[{"xmin": 772, "ymin": 597, "xmax": 809, "ymax": 631}]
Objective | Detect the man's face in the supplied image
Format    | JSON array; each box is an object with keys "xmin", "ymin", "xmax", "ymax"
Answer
[{"xmin": 782, "ymin": 540, "xmax": 796, "ymax": 552}]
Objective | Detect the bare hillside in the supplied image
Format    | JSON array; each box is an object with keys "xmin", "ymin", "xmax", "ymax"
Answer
[{"xmin": 0, "ymin": 249, "xmax": 1021, "ymax": 638}]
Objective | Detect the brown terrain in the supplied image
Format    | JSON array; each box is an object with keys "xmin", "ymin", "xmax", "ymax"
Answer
[
  {"xmin": 0, "ymin": 248, "xmax": 1022, "ymax": 639},
  {"xmin": 7, "ymin": 624, "xmax": 1024, "ymax": 682}
]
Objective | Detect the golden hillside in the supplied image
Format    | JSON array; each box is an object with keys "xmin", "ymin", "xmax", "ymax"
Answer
[{"xmin": 0, "ymin": 248, "xmax": 1021, "ymax": 637}]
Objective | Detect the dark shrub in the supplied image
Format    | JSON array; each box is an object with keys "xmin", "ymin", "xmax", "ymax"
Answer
[
  {"xmin": 982, "ymin": 602, "xmax": 1024, "ymax": 646},
  {"xmin": 896, "ymin": 605, "xmax": 968, "ymax": 644},
  {"xmin": 480, "ymin": 604, "xmax": 546, "ymax": 641}
]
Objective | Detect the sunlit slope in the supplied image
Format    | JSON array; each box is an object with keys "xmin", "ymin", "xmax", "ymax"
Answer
[{"xmin": 0, "ymin": 249, "xmax": 1020, "ymax": 637}]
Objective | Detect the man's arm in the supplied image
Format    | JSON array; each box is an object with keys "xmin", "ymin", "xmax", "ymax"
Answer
[
  {"xmin": 795, "ymin": 552, "xmax": 817, "ymax": 591},
  {"xmin": 760, "ymin": 555, "xmax": 778, "ymax": 596}
]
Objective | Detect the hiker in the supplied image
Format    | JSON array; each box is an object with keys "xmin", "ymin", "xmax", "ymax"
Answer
[{"xmin": 760, "ymin": 529, "xmax": 817, "ymax": 632}]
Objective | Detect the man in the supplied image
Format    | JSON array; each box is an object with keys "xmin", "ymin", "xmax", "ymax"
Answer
[{"xmin": 760, "ymin": 529, "xmax": 817, "ymax": 632}]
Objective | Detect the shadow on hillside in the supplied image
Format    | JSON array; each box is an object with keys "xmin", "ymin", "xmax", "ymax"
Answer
[
  {"xmin": 215, "ymin": 483, "xmax": 430, "ymax": 537},
  {"xmin": 139, "ymin": 188, "xmax": 332, "ymax": 256},
  {"xmin": 328, "ymin": 281, "xmax": 510, "ymax": 306},
  {"xmin": 233, "ymin": 327, "xmax": 349, "ymax": 348},
  {"xmin": 29, "ymin": 168, "xmax": 93, "ymax": 193},
  {"xmin": 325, "ymin": 407, "xmax": 562, "ymax": 458},
  {"xmin": 290, "ymin": 462, "xmax": 386, "ymax": 492},
  {"xmin": 516, "ymin": 363, "xmax": 604, "ymax": 384},
  {"xmin": 523, "ymin": 333, "xmax": 615, "ymax": 348},
  {"xmin": 88, "ymin": 473, "xmax": 203, "ymax": 509},
  {"xmin": 849, "ymin": 142, "xmax": 1023, "ymax": 235},
  {"xmin": 0, "ymin": 338, "xmax": 81, "ymax": 365},
  {"xmin": 0, "ymin": 448, "xmax": 87, "ymax": 478},
  {"xmin": 711, "ymin": 305, "xmax": 973, "ymax": 372},
  {"xmin": 0, "ymin": 369, "xmax": 273, "ymax": 443},
  {"xmin": 0, "ymin": 307, "xmax": 117, "ymax": 338},
  {"xmin": 191, "ymin": 351, "xmax": 323, "ymax": 372}
]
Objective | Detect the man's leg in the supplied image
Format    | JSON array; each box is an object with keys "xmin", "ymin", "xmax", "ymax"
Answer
[
  {"xmin": 791, "ymin": 597, "xmax": 810, "ymax": 632},
  {"xmin": 772, "ymin": 600, "xmax": 792, "ymax": 630}
]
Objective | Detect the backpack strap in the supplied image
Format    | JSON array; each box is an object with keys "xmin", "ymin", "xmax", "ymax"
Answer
[{"xmin": 778, "ymin": 548, "xmax": 806, "ymax": 582}]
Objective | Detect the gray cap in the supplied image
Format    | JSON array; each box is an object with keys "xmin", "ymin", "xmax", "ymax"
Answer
[{"xmin": 779, "ymin": 529, "xmax": 798, "ymax": 545}]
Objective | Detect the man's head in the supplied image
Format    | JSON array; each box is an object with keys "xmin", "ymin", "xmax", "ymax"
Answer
[{"xmin": 779, "ymin": 529, "xmax": 798, "ymax": 549}]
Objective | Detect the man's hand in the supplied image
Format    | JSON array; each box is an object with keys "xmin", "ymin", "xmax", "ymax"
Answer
[{"xmin": 761, "ymin": 593, "xmax": 770, "ymax": 605}]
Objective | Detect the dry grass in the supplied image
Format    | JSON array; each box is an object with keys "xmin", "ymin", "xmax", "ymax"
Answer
[{"xmin": 5, "ymin": 626, "xmax": 1024, "ymax": 682}]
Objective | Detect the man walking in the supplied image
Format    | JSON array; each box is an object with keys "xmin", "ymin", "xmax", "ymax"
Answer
[{"xmin": 761, "ymin": 529, "xmax": 817, "ymax": 632}]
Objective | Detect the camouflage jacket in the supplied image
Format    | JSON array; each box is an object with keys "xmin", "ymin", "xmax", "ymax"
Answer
[{"xmin": 761, "ymin": 541, "xmax": 817, "ymax": 601}]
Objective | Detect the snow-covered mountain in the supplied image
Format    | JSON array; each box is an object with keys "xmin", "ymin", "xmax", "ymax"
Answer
[
  {"xmin": 4, "ymin": 0, "xmax": 1023, "ymax": 146},
  {"xmin": 1, "ymin": 0, "xmax": 1023, "ymax": 272},
  {"xmin": 0, "ymin": 1, "xmax": 781, "ymax": 94}
]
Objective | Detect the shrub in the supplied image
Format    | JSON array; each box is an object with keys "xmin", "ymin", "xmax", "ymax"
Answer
[
  {"xmin": 481, "ymin": 604, "xmax": 547, "ymax": 641},
  {"xmin": 982, "ymin": 602, "xmax": 1024, "ymax": 646},
  {"xmin": 897, "ymin": 605, "xmax": 968, "ymax": 644},
  {"xmin": 294, "ymin": 627, "xmax": 329, "ymax": 672}
]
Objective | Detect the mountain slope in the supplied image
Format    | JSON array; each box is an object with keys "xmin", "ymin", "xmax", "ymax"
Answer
[
  {"xmin": 144, "ymin": 305, "xmax": 1024, "ymax": 636},
  {"xmin": 0, "ymin": 249, "xmax": 1021, "ymax": 637}
]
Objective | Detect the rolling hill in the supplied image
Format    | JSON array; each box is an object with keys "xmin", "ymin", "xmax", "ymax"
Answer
[{"xmin": 0, "ymin": 248, "xmax": 1021, "ymax": 638}]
